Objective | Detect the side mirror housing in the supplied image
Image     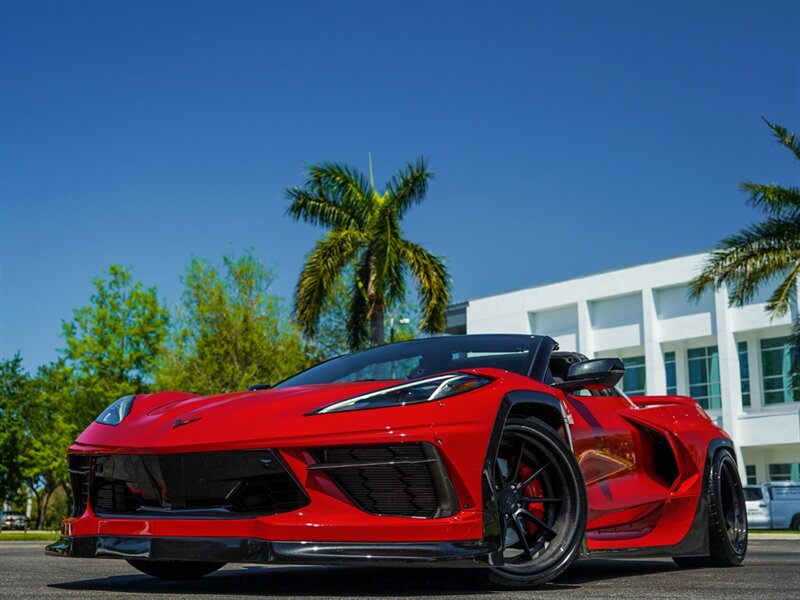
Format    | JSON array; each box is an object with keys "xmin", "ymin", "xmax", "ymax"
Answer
[{"xmin": 553, "ymin": 358, "xmax": 625, "ymax": 392}]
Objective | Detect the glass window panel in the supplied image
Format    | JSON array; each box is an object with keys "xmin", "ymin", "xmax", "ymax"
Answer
[
  {"xmin": 769, "ymin": 463, "xmax": 792, "ymax": 482},
  {"xmin": 738, "ymin": 341, "xmax": 750, "ymax": 407},
  {"xmin": 621, "ymin": 355, "xmax": 646, "ymax": 395},
  {"xmin": 745, "ymin": 465, "xmax": 757, "ymax": 485},
  {"xmin": 759, "ymin": 337, "xmax": 800, "ymax": 404},
  {"xmin": 687, "ymin": 346, "xmax": 721, "ymax": 410},
  {"xmin": 664, "ymin": 351, "xmax": 677, "ymax": 395}
]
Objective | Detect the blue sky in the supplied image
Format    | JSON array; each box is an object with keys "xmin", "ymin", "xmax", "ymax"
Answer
[{"xmin": 1, "ymin": 1, "xmax": 798, "ymax": 370}]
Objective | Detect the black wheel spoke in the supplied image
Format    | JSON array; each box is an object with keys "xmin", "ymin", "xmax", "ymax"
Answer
[
  {"xmin": 518, "ymin": 508, "xmax": 557, "ymax": 539},
  {"xmin": 510, "ymin": 440, "xmax": 525, "ymax": 483},
  {"xmin": 521, "ymin": 496, "xmax": 562, "ymax": 504},
  {"xmin": 510, "ymin": 516, "xmax": 533, "ymax": 560},
  {"xmin": 518, "ymin": 461, "xmax": 549, "ymax": 488}
]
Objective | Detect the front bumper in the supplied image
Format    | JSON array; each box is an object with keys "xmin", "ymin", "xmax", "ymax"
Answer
[{"xmin": 46, "ymin": 535, "xmax": 494, "ymax": 566}]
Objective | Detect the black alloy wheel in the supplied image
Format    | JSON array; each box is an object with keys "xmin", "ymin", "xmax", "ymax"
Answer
[
  {"xmin": 674, "ymin": 448, "xmax": 747, "ymax": 568},
  {"xmin": 487, "ymin": 417, "xmax": 587, "ymax": 588},
  {"xmin": 127, "ymin": 560, "xmax": 226, "ymax": 580}
]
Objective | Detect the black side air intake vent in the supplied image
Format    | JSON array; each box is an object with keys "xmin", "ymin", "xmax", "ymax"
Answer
[{"xmin": 310, "ymin": 443, "xmax": 459, "ymax": 518}]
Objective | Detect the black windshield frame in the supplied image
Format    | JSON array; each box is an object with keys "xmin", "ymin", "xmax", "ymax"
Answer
[{"xmin": 274, "ymin": 334, "xmax": 556, "ymax": 388}]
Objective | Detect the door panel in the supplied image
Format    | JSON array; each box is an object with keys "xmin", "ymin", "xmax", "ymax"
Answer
[{"xmin": 565, "ymin": 394, "xmax": 672, "ymax": 538}]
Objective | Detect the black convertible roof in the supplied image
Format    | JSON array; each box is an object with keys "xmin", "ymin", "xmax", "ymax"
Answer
[{"xmin": 274, "ymin": 334, "xmax": 558, "ymax": 388}]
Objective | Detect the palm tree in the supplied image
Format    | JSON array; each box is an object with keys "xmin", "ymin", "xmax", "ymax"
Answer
[
  {"xmin": 690, "ymin": 118, "xmax": 800, "ymax": 341},
  {"xmin": 286, "ymin": 157, "xmax": 450, "ymax": 350}
]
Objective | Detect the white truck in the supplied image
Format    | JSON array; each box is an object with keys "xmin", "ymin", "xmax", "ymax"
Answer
[{"xmin": 744, "ymin": 482, "xmax": 800, "ymax": 530}]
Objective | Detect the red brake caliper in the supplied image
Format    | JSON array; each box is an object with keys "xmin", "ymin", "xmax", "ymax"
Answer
[{"xmin": 518, "ymin": 463, "xmax": 545, "ymax": 535}]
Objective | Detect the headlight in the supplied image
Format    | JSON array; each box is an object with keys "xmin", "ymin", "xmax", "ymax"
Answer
[
  {"xmin": 311, "ymin": 373, "xmax": 491, "ymax": 415},
  {"xmin": 95, "ymin": 395, "xmax": 136, "ymax": 426}
]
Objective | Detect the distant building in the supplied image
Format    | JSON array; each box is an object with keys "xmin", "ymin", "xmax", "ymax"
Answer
[{"xmin": 446, "ymin": 253, "xmax": 800, "ymax": 483}]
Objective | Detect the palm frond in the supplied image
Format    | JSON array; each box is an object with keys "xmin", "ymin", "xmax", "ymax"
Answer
[
  {"xmin": 294, "ymin": 231, "xmax": 365, "ymax": 337},
  {"xmin": 763, "ymin": 117, "xmax": 800, "ymax": 162},
  {"xmin": 740, "ymin": 181, "xmax": 800, "ymax": 219},
  {"xmin": 384, "ymin": 157, "xmax": 432, "ymax": 219},
  {"xmin": 285, "ymin": 187, "xmax": 359, "ymax": 230},
  {"xmin": 347, "ymin": 251, "xmax": 371, "ymax": 351},
  {"xmin": 689, "ymin": 218, "xmax": 800, "ymax": 312},
  {"xmin": 309, "ymin": 162, "xmax": 373, "ymax": 226},
  {"xmin": 766, "ymin": 262, "xmax": 800, "ymax": 316},
  {"xmin": 286, "ymin": 162, "xmax": 372, "ymax": 230},
  {"xmin": 371, "ymin": 207, "xmax": 406, "ymax": 305},
  {"xmin": 401, "ymin": 240, "xmax": 450, "ymax": 334}
]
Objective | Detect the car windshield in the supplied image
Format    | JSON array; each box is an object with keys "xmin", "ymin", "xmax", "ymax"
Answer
[
  {"xmin": 274, "ymin": 335, "xmax": 541, "ymax": 388},
  {"xmin": 743, "ymin": 487, "xmax": 763, "ymax": 501}
]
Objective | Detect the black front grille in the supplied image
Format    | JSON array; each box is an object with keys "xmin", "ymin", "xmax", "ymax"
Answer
[
  {"xmin": 312, "ymin": 444, "xmax": 455, "ymax": 518},
  {"xmin": 86, "ymin": 450, "xmax": 308, "ymax": 517},
  {"xmin": 68, "ymin": 455, "xmax": 91, "ymax": 517}
]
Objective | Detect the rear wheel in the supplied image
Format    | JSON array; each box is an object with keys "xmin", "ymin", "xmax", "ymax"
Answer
[
  {"xmin": 127, "ymin": 560, "xmax": 225, "ymax": 580},
  {"xmin": 673, "ymin": 449, "xmax": 747, "ymax": 568},
  {"xmin": 486, "ymin": 418, "xmax": 587, "ymax": 588},
  {"xmin": 791, "ymin": 516, "xmax": 800, "ymax": 531}
]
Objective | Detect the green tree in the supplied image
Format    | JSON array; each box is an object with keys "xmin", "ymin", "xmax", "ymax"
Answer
[
  {"xmin": 19, "ymin": 362, "xmax": 76, "ymax": 529},
  {"xmin": 286, "ymin": 158, "xmax": 450, "ymax": 349},
  {"xmin": 62, "ymin": 264, "xmax": 169, "ymax": 425},
  {"xmin": 690, "ymin": 119, "xmax": 800, "ymax": 378},
  {"xmin": 158, "ymin": 252, "xmax": 310, "ymax": 395},
  {"xmin": 0, "ymin": 354, "xmax": 28, "ymax": 504}
]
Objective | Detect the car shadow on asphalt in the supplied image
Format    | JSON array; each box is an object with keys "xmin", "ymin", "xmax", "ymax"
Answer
[{"xmin": 49, "ymin": 558, "xmax": 680, "ymax": 596}]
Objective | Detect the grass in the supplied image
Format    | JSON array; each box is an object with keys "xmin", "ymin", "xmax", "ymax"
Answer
[
  {"xmin": 0, "ymin": 531, "xmax": 60, "ymax": 541},
  {"xmin": 750, "ymin": 529, "xmax": 800, "ymax": 534},
  {"xmin": 0, "ymin": 529, "xmax": 795, "ymax": 543}
]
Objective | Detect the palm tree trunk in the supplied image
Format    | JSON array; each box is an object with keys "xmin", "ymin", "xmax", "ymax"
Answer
[
  {"xmin": 370, "ymin": 301, "xmax": 385, "ymax": 347},
  {"xmin": 367, "ymin": 260, "xmax": 385, "ymax": 347}
]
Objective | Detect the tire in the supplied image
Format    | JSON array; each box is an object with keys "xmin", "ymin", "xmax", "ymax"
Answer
[
  {"xmin": 673, "ymin": 449, "xmax": 747, "ymax": 568},
  {"xmin": 790, "ymin": 516, "xmax": 800, "ymax": 531},
  {"xmin": 485, "ymin": 417, "xmax": 587, "ymax": 589},
  {"xmin": 127, "ymin": 560, "xmax": 225, "ymax": 580}
]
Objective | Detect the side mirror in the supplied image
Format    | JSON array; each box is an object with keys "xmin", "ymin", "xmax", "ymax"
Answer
[{"xmin": 553, "ymin": 358, "xmax": 625, "ymax": 392}]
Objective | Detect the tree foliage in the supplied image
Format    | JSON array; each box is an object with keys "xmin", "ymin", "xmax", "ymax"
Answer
[
  {"xmin": 286, "ymin": 158, "xmax": 450, "ymax": 349},
  {"xmin": 311, "ymin": 269, "xmax": 421, "ymax": 360},
  {"xmin": 157, "ymin": 252, "xmax": 311, "ymax": 395},
  {"xmin": 0, "ymin": 354, "xmax": 28, "ymax": 504},
  {"xmin": 19, "ymin": 362, "xmax": 76, "ymax": 528},
  {"xmin": 62, "ymin": 264, "xmax": 169, "ymax": 423}
]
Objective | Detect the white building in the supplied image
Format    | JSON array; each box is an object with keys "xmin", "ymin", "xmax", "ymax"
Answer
[{"xmin": 446, "ymin": 253, "xmax": 800, "ymax": 484}]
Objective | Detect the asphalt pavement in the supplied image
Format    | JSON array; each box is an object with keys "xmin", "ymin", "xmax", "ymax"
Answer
[{"xmin": 0, "ymin": 538, "xmax": 798, "ymax": 599}]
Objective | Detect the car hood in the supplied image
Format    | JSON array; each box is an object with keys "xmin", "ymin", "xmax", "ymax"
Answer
[{"xmin": 72, "ymin": 380, "xmax": 434, "ymax": 452}]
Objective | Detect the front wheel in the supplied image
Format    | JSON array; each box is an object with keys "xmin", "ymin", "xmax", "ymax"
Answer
[
  {"xmin": 673, "ymin": 448, "xmax": 747, "ymax": 568},
  {"xmin": 486, "ymin": 417, "xmax": 587, "ymax": 588},
  {"xmin": 127, "ymin": 560, "xmax": 225, "ymax": 580}
]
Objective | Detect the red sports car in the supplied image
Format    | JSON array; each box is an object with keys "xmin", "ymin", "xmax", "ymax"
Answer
[{"xmin": 47, "ymin": 334, "xmax": 748, "ymax": 587}]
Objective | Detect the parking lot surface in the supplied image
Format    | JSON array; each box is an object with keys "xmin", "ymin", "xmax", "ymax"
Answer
[{"xmin": 0, "ymin": 538, "xmax": 798, "ymax": 599}]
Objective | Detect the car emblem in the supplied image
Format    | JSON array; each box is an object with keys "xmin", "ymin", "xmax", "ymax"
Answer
[{"xmin": 173, "ymin": 417, "xmax": 201, "ymax": 429}]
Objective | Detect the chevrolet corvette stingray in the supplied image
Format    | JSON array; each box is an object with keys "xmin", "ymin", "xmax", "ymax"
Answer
[{"xmin": 47, "ymin": 334, "xmax": 747, "ymax": 587}]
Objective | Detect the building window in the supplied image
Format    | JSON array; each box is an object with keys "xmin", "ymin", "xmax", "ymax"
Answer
[
  {"xmin": 768, "ymin": 463, "xmax": 800, "ymax": 482},
  {"xmin": 664, "ymin": 351, "xmax": 677, "ymax": 395},
  {"xmin": 745, "ymin": 465, "xmax": 757, "ymax": 485},
  {"xmin": 760, "ymin": 337, "xmax": 799, "ymax": 404},
  {"xmin": 738, "ymin": 341, "xmax": 750, "ymax": 407},
  {"xmin": 688, "ymin": 346, "xmax": 721, "ymax": 410},
  {"xmin": 621, "ymin": 356, "xmax": 646, "ymax": 395}
]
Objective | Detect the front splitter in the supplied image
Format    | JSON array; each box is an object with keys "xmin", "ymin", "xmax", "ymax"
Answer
[{"xmin": 46, "ymin": 535, "xmax": 494, "ymax": 567}]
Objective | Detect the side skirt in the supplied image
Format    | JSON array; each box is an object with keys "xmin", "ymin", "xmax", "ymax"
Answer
[{"xmin": 585, "ymin": 495, "xmax": 710, "ymax": 559}]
